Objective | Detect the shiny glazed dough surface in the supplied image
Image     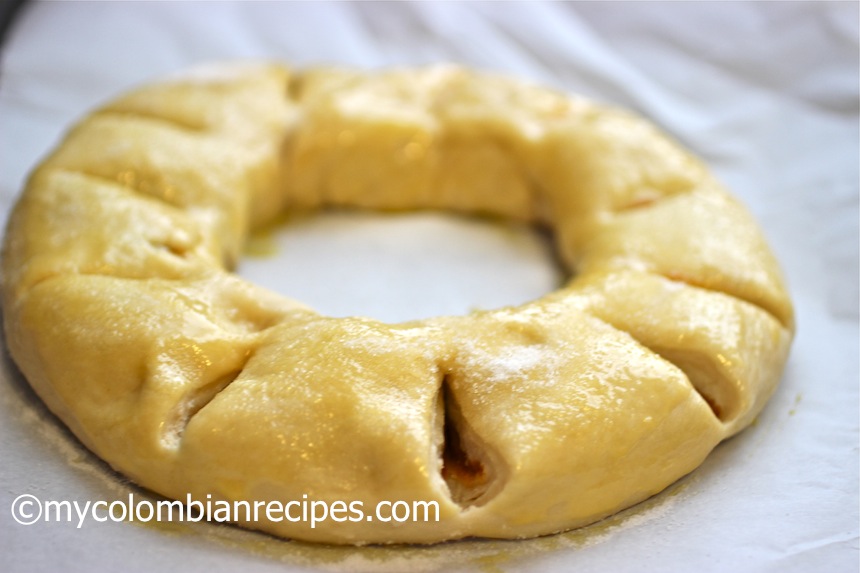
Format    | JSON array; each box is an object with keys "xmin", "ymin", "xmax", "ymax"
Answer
[{"xmin": 0, "ymin": 63, "xmax": 794, "ymax": 544}]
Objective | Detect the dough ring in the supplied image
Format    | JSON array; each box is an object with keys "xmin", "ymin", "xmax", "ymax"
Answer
[{"xmin": 1, "ymin": 63, "xmax": 794, "ymax": 544}]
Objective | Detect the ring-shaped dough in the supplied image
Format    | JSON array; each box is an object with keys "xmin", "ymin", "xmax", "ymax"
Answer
[{"xmin": 1, "ymin": 63, "xmax": 794, "ymax": 544}]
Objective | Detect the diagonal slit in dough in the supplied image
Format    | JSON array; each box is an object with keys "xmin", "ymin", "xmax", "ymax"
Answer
[
  {"xmin": 51, "ymin": 168, "xmax": 187, "ymax": 211},
  {"xmin": 645, "ymin": 346, "xmax": 738, "ymax": 423},
  {"xmin": 96, "ymin": 109, "xmax": 207, "ymax": 133},
  {"xmin": 661, "ymin": 270, "xmax": 788, "ymax": 329},
  {"xmin": 436, "ymin": 374, "xmax": 500, "ymax": 508},
  {"xmin": 161, "ymin": 367, "xmax": 245, "ymax": 450},
  {"xmin": 578, "ymin": 310, "xmax": 737, "ymax": 423},
  {"xmin": 286, "ymin": 75, "xmax": 305, "ymax": 101}
]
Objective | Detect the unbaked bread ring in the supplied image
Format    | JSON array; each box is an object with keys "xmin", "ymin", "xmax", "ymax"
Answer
[{"xmin": 1, "ymin": 62, "xmax": 794, "ymax": 544}]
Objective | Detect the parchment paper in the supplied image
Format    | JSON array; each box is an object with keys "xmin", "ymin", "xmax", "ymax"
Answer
[{"xmin": 0, "ymin": 2, "xmax": 857, "ymax": 572}]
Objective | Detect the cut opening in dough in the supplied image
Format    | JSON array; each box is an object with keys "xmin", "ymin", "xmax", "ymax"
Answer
[
  {"xmin": 149, "ymin": 238, "xmax": 190, "ymax": 259},
  {"xmin": 162, "ymin": 368, "xmax": 244, "ymax": 449},
  {"xmin": 286, "ymin": 75, "xmax": 305, "ymax": 101},
  {"xmin": 652, "ymin": 348, "xmax": 740, "ymax": 423},
  {"xmin": 437, "ymin": 375, "xmax": 501, "ymax": 508}
]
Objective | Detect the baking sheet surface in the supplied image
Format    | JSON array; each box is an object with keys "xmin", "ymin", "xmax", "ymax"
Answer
[{"xmin": 0, "ymin": 2, "xmax": 857, "ymax": 572}]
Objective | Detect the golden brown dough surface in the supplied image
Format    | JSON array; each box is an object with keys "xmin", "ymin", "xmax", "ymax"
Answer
[{"xmin": 1, "ymin": 62, "xmax": 793, "ymax": 544}]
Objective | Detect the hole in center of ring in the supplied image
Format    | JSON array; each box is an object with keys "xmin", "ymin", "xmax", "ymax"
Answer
[{"xmin": 237, "ymin": 210, "xmax": 566, "ymax": 324}]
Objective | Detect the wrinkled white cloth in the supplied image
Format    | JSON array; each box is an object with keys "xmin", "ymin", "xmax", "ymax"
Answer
[{"xmin": 0, "ymin": 2, "xmax": 857, "ymax": 572}]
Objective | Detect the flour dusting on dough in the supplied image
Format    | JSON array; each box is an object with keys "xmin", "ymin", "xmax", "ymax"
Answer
[{"xmin": 461, "ymin": 341, "xmax": 555, "ymax": 384}]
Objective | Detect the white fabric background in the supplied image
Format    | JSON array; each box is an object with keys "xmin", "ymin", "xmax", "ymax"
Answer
[{"xmin": 0, "ymin": 2, "xmax": 857, "ymax": 572}]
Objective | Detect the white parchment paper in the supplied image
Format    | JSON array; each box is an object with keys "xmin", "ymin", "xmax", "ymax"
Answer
[{"xmin": 0, "ymin": 2, "xmax": 857, "ymax": 572}]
